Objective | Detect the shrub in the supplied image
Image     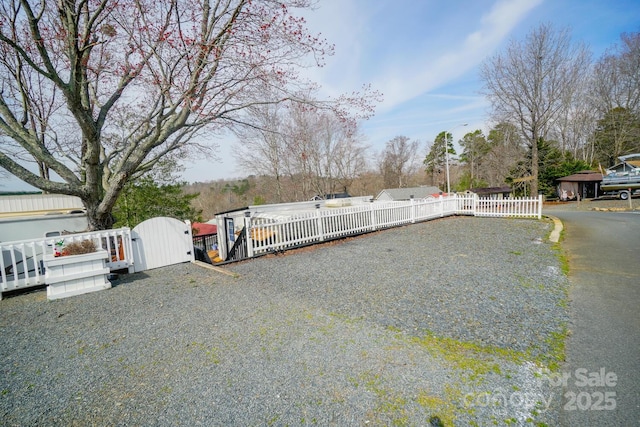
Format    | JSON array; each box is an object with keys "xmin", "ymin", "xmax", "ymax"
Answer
[{"xmin": 62, "ymin": 239, "xmax": 97, "ymax": 256}]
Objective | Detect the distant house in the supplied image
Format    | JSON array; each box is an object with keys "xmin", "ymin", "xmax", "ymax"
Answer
[
  {"xmin": 192, "ymin": 222, "xmax": 217, "ymax": 236},
  {"xmin": 375, "ymin": 186, "xmax": 442, "ymax": 201},
  {"xmin": 469, "ymin": 186, "xmax": 512, "ymax": 199},
  {"xmin": 555, "ymin": 171, "xmax": 603, "ymax": 200},
  {"xmin": 310, "ymin": 192, "xmax": 351, "ymax": 201}
]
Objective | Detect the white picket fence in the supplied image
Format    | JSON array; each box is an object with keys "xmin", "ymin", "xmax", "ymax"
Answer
[
  {"xmin": 236, "ymin": 194, "xmax": 542, "ymax": 258},
  {"xmin": 474, "ymin": 196, "xmax": 543, "ymax": 218},
  {"xmin": 0, "ymin": 228, "xmax": 133, "ymax": 298},
  {"xmin": 1, "ymin": 194, "xmax": 542, "ymax": 298}
]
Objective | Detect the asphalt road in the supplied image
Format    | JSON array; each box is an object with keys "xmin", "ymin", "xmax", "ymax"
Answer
[{"xmin": 545, "ymin": 208, "xmax": 640, "ymax": 426}]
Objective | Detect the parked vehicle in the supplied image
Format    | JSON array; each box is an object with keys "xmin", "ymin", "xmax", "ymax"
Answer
[{"xmin": 600, "ymin": 153, "xmax": 640, "ymax": 200}]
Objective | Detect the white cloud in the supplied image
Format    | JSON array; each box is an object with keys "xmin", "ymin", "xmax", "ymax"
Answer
[
  {"xmin": 370, "ymin": 0, "xmax": 544, "ymax": 111},
  {"xmin": 181, "ymin": 0, "xmax": 546, "ymax": 183}
]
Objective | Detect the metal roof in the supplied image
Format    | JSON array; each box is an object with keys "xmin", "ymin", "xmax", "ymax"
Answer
[
  {"xmin": 618, "ymin": 153, "xmax": 640, "ymax": 162},
  {"xmin": 556, "ymin": 171, "xmax": 603, "ymax": 182},
  {"xmin": 192, "ymin": 222, "xmax": 217, "ymax": 236},
  {"xmin": 375, "ymin": 186, "xmax": 442, "ymax": 200},
  {"xmin": 469, "ymin": 186, "xmax": 512, "ymax": 194}
]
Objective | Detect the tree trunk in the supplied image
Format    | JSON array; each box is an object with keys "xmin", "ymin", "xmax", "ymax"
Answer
[
  {"xmin": 531, "ymin": 137, "xmax": 539, "ymax": 196},
  {"xmin": 85, "ymin": 201, "xmax": 116, "ymax": 231}
]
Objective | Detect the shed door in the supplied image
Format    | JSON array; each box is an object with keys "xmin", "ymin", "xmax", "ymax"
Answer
[{"xmin": 132, "ymin": 217, "xmax": 194, "ymax": 272}]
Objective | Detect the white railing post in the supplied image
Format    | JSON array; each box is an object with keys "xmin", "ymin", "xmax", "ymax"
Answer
[
  {"xmin": 410, "ymin": 196, "xmax": 415, "ymax": 223},
  {"xmin": 538, "ymin": 194, "xmax": 543, "ymax": 219},
  {"xmin": 1, "ymin": 226, "xmax": 135, "ymax": 296},
  {"xmin": 123, "ymin": 228, "xmax": 135, "ymax": 273},
  {"xmin": 369, "ymin": 199, "xmax": 377, "ymax": 231},
  {"xmin": 315, "ymin": 203, "xmax": 325, "ymax": 242},
  {"xmin": 184, "ymin": 220, "xmax": 195, "ymax": 262},
  {"xmin": 439, "ymin": 194, "xmax": 444, "ymax": 217},
  {"xmin": 244, "ymin": 212, "xmax": 253, "ymax": 258}
]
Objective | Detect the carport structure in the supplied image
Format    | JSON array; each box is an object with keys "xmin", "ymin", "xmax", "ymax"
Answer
[{"xmin": 556, "ymin": 171, "xmax": 603, "ymax": 200}]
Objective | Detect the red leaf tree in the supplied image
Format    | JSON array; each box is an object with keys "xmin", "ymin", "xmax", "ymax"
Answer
[{"xmin": 0, "ymin": 0, "xmax": 379, "ymax": 229}]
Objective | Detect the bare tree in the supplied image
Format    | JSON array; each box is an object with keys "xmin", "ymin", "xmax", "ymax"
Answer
[
  {"xmin": 233, "ymin": 102, "xmax": 288, "ymax": 202},
  {"xmin": 591, "ymin": 32, "xmax": 640, "ymax": 115},
  {"xmin": 379, "ymin": 136, "xmax": 419, "ymax": 188},
  {"xmin": 0, "ymin": 0, "xmax": 378, "ymax": 229},
  {"xmin": 484, "ymin": 122, "xmax": 525, "ymax": 187},
  {"xmin": 593, "ymin": 107, "xmax": 640, "ymax": 166},
  {"xmin": 589, "ymin": 32, "xmax": 640, "ymax": 165},
  {"xmin": 296, "ymin": 110, "xmax": 368, "ymax": 198},
  {"xmin": 331, "ymin": 129, "xmax": 369, "ymax": 195},
  {"xmin": 235, "ymin": 97, "xmax": 370, "ymax": 201},
  {"xmin": 546, "ymin": 56, "xmax": 599, "ymax": 163},
  {"xmin": 550, "ymin": 83, "xmax": 599, "ymax": 163},
  {"xmin": 480, "ymin": 23, "xmax": 591, "ymax": 195},
  {"xmin": 283, "ymin": 101, "xmax": 318, "ymax": 199}
]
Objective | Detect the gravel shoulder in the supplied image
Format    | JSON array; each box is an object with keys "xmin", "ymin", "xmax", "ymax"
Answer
[
  {"xmin": 543, "ymin": 197, "xmax": 640, "ymax": 212},
  {"xmin": 1, "ymin": 217, "xmax": 570, "ymax": 426}
]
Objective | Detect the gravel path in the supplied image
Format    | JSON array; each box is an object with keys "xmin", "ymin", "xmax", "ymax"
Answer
[{"xmin": 0, "ymin": 216, "xmax": 569, "ymax": 426}]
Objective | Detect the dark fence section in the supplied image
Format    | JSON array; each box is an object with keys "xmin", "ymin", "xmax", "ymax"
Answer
[
  {"xmin": 192, "ymin": 233, "xmax": 218, "ymax": 252},
  {"xmin": 226, "ymin": 228, "xmax": 248, "ymax": 262}
]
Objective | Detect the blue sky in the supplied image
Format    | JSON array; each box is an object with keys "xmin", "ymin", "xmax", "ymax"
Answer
[
  {"xmin": 3, "ymin": 0, "xmax": 639, "ymax": 191},
  {"xmin": 181, "ymin": 0, "xmax": 639, "ymax": 183}
]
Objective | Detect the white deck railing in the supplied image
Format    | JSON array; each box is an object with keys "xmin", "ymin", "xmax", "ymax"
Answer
[
  {"xmin": 0, "ymin": 228, "xmax": 134, "ymax": 297},
  {"xmin": 241, "ymin": 194, "xmax": 542, "ymax": 258}
]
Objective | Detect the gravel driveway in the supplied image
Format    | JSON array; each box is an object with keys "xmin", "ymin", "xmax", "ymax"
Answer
[{"xmin": 0, "ymin": 216, "xmax": 569, "ymax": 426}]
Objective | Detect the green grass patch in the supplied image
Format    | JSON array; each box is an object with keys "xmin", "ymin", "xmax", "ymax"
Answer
[
  {"xmin": 358, "ymin": 371, "xmax": 410, "ymax": 426},
  {"xmin": 410, "ymin": 332, "xmax": 526, "ymax": 383},
  {"xmin": 538, "ymin": 326, "xmax": 568, "ymax": 372},
  {"xmin": 552, "ymin": 242, "xmax": 570, "ymax": 276},
  {"xmin": 416, "ymin": 390, "xmax": 457, "ymax": 426}
]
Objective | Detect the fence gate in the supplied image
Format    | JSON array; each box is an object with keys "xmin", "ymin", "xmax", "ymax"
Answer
[{"xmin": 131, "ymin": 217, "xmax": 194, "ymax": 273}]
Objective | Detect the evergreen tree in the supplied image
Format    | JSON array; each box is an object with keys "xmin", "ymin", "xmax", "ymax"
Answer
[
  {"xmin": 424, "ymin": 131, "xmax": 457, "ymax": 189},
  {"xmin": 510, "ymin": 139, "xmax": 591, "ymax": 197},
  {"xmin": 113, "ymin": 177, "xmax": 202, "ymax": 228},
  {"xmin": 459, "ymin": 130, "xmax": 490, "ymax": 187}
]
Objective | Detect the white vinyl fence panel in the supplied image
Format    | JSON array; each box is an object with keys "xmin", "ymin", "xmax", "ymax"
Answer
[
  {"xmin": 132, "ymin": 217, "xmax": 194, "ymax": 272},
  {"xmin": 0, "ymin": 227, "xmax": 133, "ymax": 298},
  {"xmin": 2, "ymin": 194, "xmax": 543, "ymax": 297},
  {"xmin": 229, "ymin": 195, "xmax": 542, "ymax": 260},
  {"xmin": 473, "ymin": 196, "xmax": 543, "ymax": 218},
  {"xmin": 1, "ymin": 216, "xmax": 199, "ymax": 297}
]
